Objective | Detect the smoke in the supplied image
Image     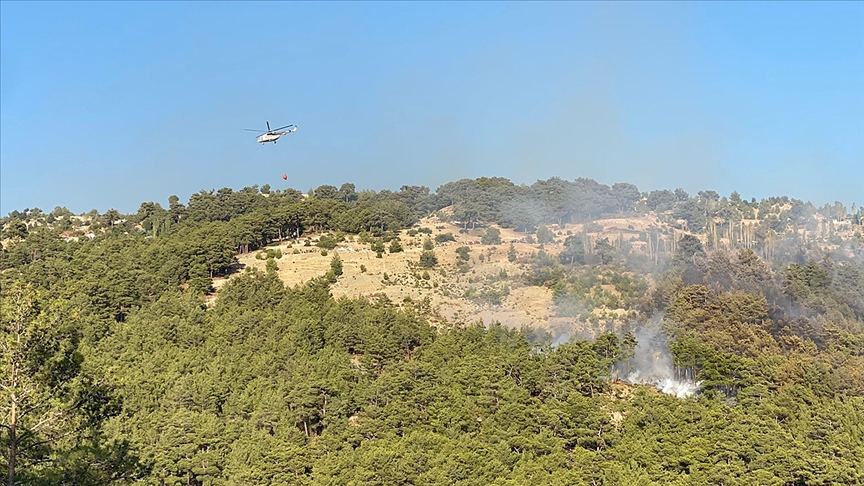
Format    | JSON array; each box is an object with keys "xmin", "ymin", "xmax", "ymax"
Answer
[
  {"xmin": 551, "ymin": 332, "xmax": 570, "ymax": 347},
  {"xmin": 621, "ymin": 322, "xmax": 700, "ymax": 398},
  {"xmin": 530, "ymin": 317, "xmax": 701, "ymax": 398}
]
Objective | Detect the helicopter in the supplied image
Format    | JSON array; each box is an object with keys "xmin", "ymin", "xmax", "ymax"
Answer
[{"xmin": 244, "ymin": 121, "xmax": 297, "ymax": 144}]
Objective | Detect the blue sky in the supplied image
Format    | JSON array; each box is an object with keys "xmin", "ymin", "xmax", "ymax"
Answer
[{"xmin": 1, "ymin": 2, "xmax": 862, "ymax": 214}]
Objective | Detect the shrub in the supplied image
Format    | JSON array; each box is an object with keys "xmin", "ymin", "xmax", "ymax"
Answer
[
  {"xmin": 317, "ymin": 234, "xmax": 338, "ymax": 250},
  {"xmin": 265, "ymin": 258, "xmax": 279, "ymax": 273},
  {"xmin": 456, "ymin": 246, "xmax": 471, "ymax": 261},
  {"xmin": 435, "ymin": 233, "xmax": 456, "ymax": 244},
  {"xmin": 536, "ymin": 226, "xmax": 555, "ymax": 244},
  {"xmin": 371, "ymin": 239, "xmax": 386, "ymax": 257},
  {"xmin": 330, "ymin": 254, "xmax": 343, "ymax": 276},
  {"xmin": 482, "ymin": 227, "xmax": 502, "ymax": 245},
  {"xmin": 419, "ymin": 251, "xmax": 438, "ymax": 268},
  {"xmin": 256, "ymin": 248, "xmax": 283, "ymax": 260},
  {"xmin": 389, "ymin": 239, "xmax": 403, "ymax": 253}
]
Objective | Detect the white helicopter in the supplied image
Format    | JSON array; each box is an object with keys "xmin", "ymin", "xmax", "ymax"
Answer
[{"xmin": 245, "ymin": 121, "xmax": 297, "ymax": 144}]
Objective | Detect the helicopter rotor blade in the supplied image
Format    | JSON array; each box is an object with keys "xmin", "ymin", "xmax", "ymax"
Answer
[
  {"xmin": 266, "ymin": 121, "xmax": 271, "ymax": 131},
  {"xmin": 244, "ymin": 129, "xmax": 266, "ymax": 132},
  {"xmin": 272, "ymin": 125, "xmax": 293, "ymax": 131}
]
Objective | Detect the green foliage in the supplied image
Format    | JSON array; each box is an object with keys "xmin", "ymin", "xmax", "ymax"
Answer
[
  {"xmin": 3, "ymin": 177, "xmax": 864, "ymax": 485},
  {"xmin": 536, "ymin": 225, "xmax": 555, "ymax": 244},
  {"xmin": 508, "ymin": 243, "xmax": 517, "ymax": 262},
  {"xmin": 646, "ymin": 189, "xmax": 678, "ymax": 211},
  {"xmin": 370, "ymin": 239, "xmax": 386, "ymax": 258},
  {"xmin": 388, "ymin": 238, "xmax": 403, "ymax": 253},
  {"xmin": 360, "ymin": 264, "xmax": 367, "ymax": 273},
  {"xmin": 188, "ymin": 264, "xmax": 215, "ymax": 295},
  {"xmin": 3, "ymin": 219, "xmax": 28, "ymax": 239},
  {"xmin": 455, "ymin": 246, "xmax": 471, "ymax": 262},
  {"xmin": 316, "ymin": 234, "xmax": 338, "ymax": 250},
  {"xmin": 434, "ymin": 232, "xmax": 456, "ymax": 244},
  {"xmin": 256, "ymin": 248, "xmax": 283, "ymax": 260},
  {"xmin": 481, "ymin": 227, "xmax": 502, "ymax": 245},
  {"xmin": 1, "ymin": 281, "xmax": 128, "ymax": 483},
  {"xmin": 672, "ymin": 234, "xmax": 704, "ymax": 267},
  {"xmin": 419, "ymin": 250, "xmax": 438, "ymax": 268},
  {"xmin": 672, "ymin": 199, "xmax": 708, "ymax": 232},
  {"xmin": 593, "ymin": 237, "xmax": 616, "ymax": 265},
  {"xmin": 559, "ymin": 234, "xmax": 585, "ymax": 266},
  {"xmin": 330, "ymin": 253, "xmax": 343, "ymax": 277},
  {"xmin": 552, "ymin": 266, "xmax": 648, "ymax": 318},
  {"xmin": 422, "ymin": 237, "xmax": 434, "ymax": 251}
]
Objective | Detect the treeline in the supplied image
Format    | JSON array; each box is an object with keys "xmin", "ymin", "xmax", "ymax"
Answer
[{"xmin": 5, "ymin": 177, "xmax": 861, "ymax": 266}]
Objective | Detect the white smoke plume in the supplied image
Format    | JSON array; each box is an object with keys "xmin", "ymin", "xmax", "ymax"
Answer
[
  {"xmin": 621, "ymin": 323, "xmax": 700, "ymax": 398},
  {"xmin": 551, "ymin": 332, "xmax": 570, "ymax": 348}
]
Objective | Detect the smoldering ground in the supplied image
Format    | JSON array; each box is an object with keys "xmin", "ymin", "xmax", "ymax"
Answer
[
  {"xmin": 530, "ymin": 317, "xmax": 701, "ymax": 398},
  {"xmin": 620, "ymin": 322, "xmax": 700, "ymax": 398}
]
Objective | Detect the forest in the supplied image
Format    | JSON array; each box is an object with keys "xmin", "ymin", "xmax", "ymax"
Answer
[{"xmin": 2, "ymin": 176, "xmax": 864, "ymax": 485}]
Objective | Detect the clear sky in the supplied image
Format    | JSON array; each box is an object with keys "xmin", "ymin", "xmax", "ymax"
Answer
[{"xmin": 2, "ymin": 2, "xmax": 862, "ymax": 214}]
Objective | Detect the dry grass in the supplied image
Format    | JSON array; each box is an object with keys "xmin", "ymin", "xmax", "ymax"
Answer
[{"xmin": 213, "ymin": 218, "xmax": 579, "ymax": 331}]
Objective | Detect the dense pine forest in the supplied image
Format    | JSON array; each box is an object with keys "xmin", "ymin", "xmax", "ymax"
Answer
[{"xmin": 2, "ymin": 176, "xmax": 864, "ymax": 485}]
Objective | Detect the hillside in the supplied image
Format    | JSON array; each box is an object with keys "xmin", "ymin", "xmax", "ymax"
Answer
[
  {"xmin": 221, "ymin": 213, "xmax": 671, "ymax": 336},
  {"xmin": 2, "ymin": 177, "xmax": 864, "ymax": 485}
]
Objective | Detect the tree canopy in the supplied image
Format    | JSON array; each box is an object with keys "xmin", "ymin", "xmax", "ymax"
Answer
[{"xmin": 2, "ymin": 177, "xmax": 863, "ymax": 485}]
